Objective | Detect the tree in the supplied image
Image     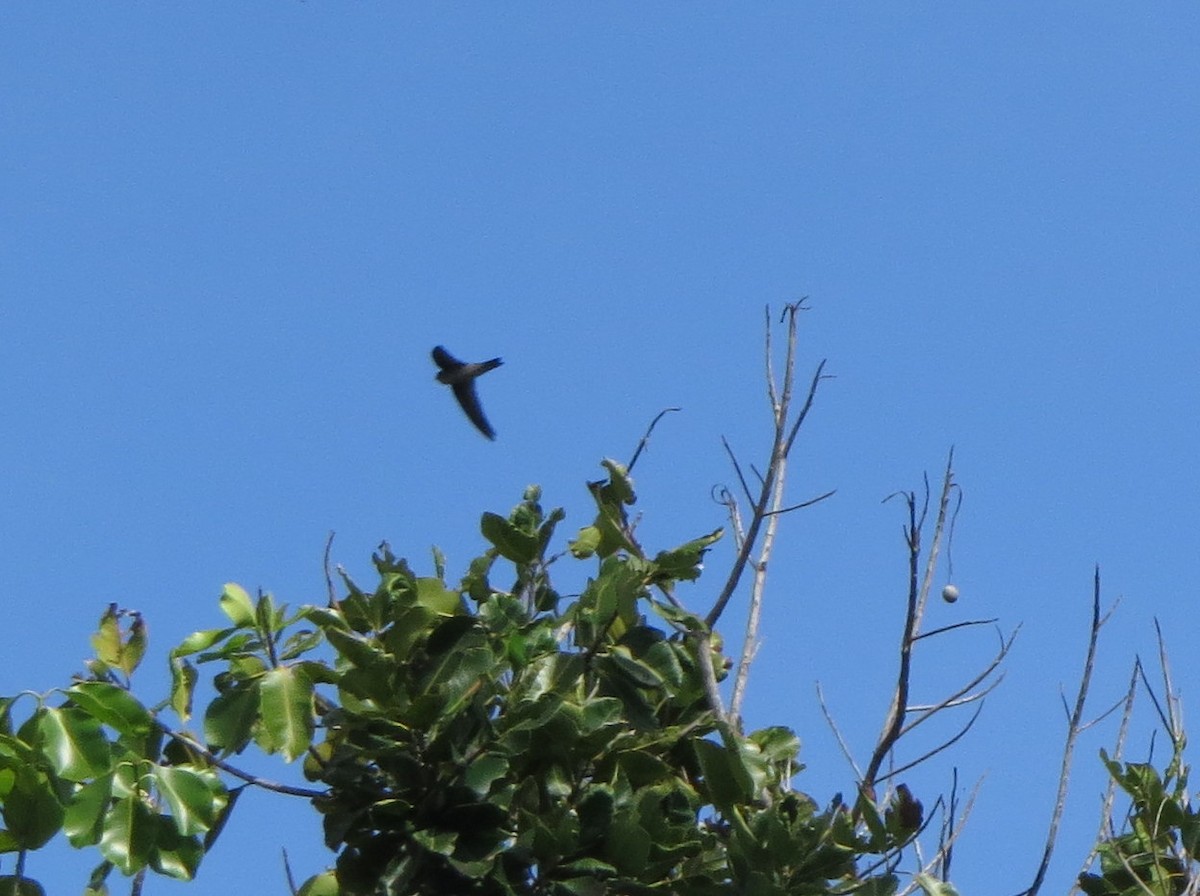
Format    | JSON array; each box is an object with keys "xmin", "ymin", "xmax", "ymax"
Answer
[{"xmin": 0, "ymin": 305, "xmax": 1189, "ymax": 895}]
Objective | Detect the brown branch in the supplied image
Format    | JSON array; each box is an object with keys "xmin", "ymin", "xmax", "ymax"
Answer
[
  {"xmin": 816, "ymin": 680, "xmax": 864, "ymax": 780},
  {"xmin": 706, "ymin": 355, "xmax": 827, "ymax": 628},
  {"xmin": 1072, "ymin": 658, "xmax": 1140, "ymax": 894},
  {"xmin": 862, "ymin": 452, "xmax": 957, "ymax": 790},
  {"xmin": 1017, "ymin": 566, "xmax": 1106, "ymax": 896},
  {"xmin": 881, "ymin": 701, "xmax": 985, "ymax": 781}
]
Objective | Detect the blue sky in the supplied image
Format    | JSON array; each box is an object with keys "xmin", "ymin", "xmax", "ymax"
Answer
[{"xmin": 4, "ymin": 6, "xmax": 1199, "ymax": 893}]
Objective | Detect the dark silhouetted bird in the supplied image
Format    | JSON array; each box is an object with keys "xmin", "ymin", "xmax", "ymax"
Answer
[{"xmin": 432, "ymin": 345, "xmax": 503, "ymax": 440}]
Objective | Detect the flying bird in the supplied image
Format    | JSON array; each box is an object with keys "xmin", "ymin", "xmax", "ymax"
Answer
[{"xmin": 432, "ymin": 345, "xmax": 503, "ymax": 440}]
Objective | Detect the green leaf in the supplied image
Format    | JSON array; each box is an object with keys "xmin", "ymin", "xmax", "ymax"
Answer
[
  {"xmin": 170, "ymin": 657, "xmax": 198, "ymax": 721},
  {"xmin": 464, "ymin": 754, "xmax": 508, "ymax": 796},
  {"xmin": 278, "ymin": 628, "xmax": 324, "ymax": 662},
  {"xmin": 256, "ymin": 666, "xmax": 314, "ymax": 761},
  {"xmin": 323, "ymin": 627, "xmax": 388, "ymax": 670},
  {"xmin": 149, "ymin": 818, "xmax": 203, "ymax": 880},
  {"xmin": 37, "ymin": 706, "xmax": 112, "ymax": 781},
  {"xmin": 0, "ymin": 877, "xmax": 46, "ymax": 896},
  {"xmin": 298, "ymin": 870, "xmax": 340, "ymax": 896},
  {"xmin": 172, "ymin": 627, "xmax": 239, "ymax": 658},
  {"xmin": 694, "ymin": 738, "xmax": 755, "ymax": 815},
  {"xmin": 204, "ymin": 783, "xmax": 244, "ymax": 851},
  {"xmin": 652, "ymin": 528, "xmax": 723, "ymax": 582},
  {"xmin": 122, "ymin": 614, "xmax": 148, "ymax": 677},
  {"xmin": 90, "ymin": 605, "xmax": 121, "ymax": 668},
  {"xmin": 1, "ymin": 767, "xmax": 65, "ymax": 849},
  {"xmin": 913, "ymin": 873, "xmax": 960, "ymax": 896},
  {"xmin": 748, "ymin": 726, "xmax": 801, "ymax": 765},
  {"xmin": 568, "ymin": 525, "xmax": 602, "ymax": 559},
  {"xmin": 99, "ymin": 794, "xmax": 155, "ymax": 874},
  {"xmin": 481, "ymin": 512, "xmax": 538, "ymax": 564},
  {"xmin": 66, "ymin": 682, "xmax": 153, "ymax": 739},
  {"xmin": 218, "ymin": 583, "xmax": 255, "ymax": 627},
  {"xmin": 151, "ymin": 765, "xmax": 222, "ymax": 835},
  {"xmin": 204, "ymin": 684, "xmax": 259, "ymax": 754},
  {"xmin": 538, "ymin": 506, "xmax": 566, "ymax": 552},
  {"xmin": 414, "ymin": 577, "xmax": 462, "ymax": 615},
  {"xmin": 605, "ymin": 650, "xmax": 665, "ymax": 689},
  {"xmin": 64, "ymin": 775, "xmax": 113, "ymax": 847}
]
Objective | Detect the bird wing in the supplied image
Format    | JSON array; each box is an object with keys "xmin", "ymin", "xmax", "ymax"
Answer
[
  {"xmin": 432, "ymin": 345, "xmax": 463, "ymax": 371},
  {"xmin": 452, "ymin": 380, "xmax": 496, "ymax": 440}
]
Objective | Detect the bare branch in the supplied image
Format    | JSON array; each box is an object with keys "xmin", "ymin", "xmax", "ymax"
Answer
[
  {"xmin": 705, "ymin": 306, "xmax": 827, "ymax": 628},
  {"xmin": 764, "ymin": 305, "xmax": 779, "ymax": 413},
  {"xmin": 721, "ymin": 437, "xmax": 755, "ymax": 506},
  {"xmin": 863, "ymin": 451, "xmax": 961, "ymax": 792},
  {"xmin": 762, "ymin": 489, "xmax": 837, "ymax": 516},
  {"xmin": 711, "ymin": 485, "xmax": 746, "ymax": 552},
  {"xmin": 1071, "ymin": 658, "xmax": 1140, "ymax": 895},
  {"xmin": 324, "ymin": 530, "xmax": 338, "ymax": 609},
  {"xmin": 783, "ymin": 358, "xmax": 831, "ymax": 458},
  {"xmin": 880, "ymin": 702, "xmax": 986, "ymax": 782},
  {"xmin": 817, "ymin": 681, "xmax": 864, "ymax": 780},
  {"xmin": 627, "ymin": 406, "xmax": 682, "ymax": 473},
  {"xmin": 913, "ymin": 617, "xmax": 1001, "ymax": 641},
  {"xmin": 1017, "ymin": 566, "xmax": 1106, "ymax": 896}
]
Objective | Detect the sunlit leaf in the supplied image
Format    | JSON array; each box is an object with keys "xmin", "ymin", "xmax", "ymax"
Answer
[
  {"xmin": 66, "ymin": 682, "xmax": 153, "ymax": 739},
  {"xmin": 257, "ymin": 666, "xmax": 314, "ymax": 762},
  {"xmin": 218, "ymin": 583, "xmax": 255, "ymax": 627},
  {"xmin": 99, "ymin": 794, "xmax": 154, "ymax": 874},
  {"xmin": 37, "ymin": 706, "xmax": 111, "ymax": 781},
  {"xmin": 151, "ymin": 765, "xmax": 222, "ymax": 835}
]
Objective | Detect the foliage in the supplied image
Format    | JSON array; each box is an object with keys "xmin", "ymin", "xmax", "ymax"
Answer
[
  {"xmin": 1077, "ymin": 749, "xmax": 1195, "ymax": 896},
  {"xmin": 0, "ymin": 466, "xmax": 928, "ymax": 896}
]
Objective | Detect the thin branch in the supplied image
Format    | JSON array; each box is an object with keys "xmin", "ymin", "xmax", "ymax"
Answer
[
  {"xmin": 160, "ymin": 723, "xmax": 325, "ymax": 799},
  {"xmin": 913, "ymin": 617, "xmax": 1001, "ymax": 641},
  {"xmin": 907, "ymin": 775, "xmax": 985, "ymax": 896},
  {"xmin": 1074, "ymin": 693, "xmax": 1130, "ymax": 735},
  {"xmin": 903, "ymin": 672, "xmax": 1005, "ymax": 723},
  {"xmin": 817, "ymin": 681, "xmax": 864, "ymax": 780},
  {"xmin": 782, "ymin": 356, "xmax": 830, "ymax": 458},
  {"xmin": 706, "ymin": 355, "xmax": 827, "ymax": 628},
  {"xmin": 1017, "ymin": 566, "xmax": 1106, "ymax": 896},
  {"xmin": 901, "ymin": 628, "xmax": 1017, "ymax": 735},
  {"xmin": 764, "ymin": 305, "xmax": 779, "ymax": 413},
  {"xmin": 721, "ymin": 437, "xmax": 755, "ymax": 506},
  {"xmin": 1072, "ymin": 658, "xmax": 1140, "ymax": 894},
  {"xmin": 941, "ymin": 768, "xmax": 960, "ymax": 881},
  {"xmin": 761, "ymin": 489, "xmax": 837, "ymax": 516},
  {"xmin": 283, "ymin": 848, "xmax": 300, "ymax": 896},
  {"xmin": 324, "ymin": 530, "xmax": 338, "ymax": 609},
  {"xmin": 863, "ymin": 451, "xmax": 957, "ymax": 790},
  {"xmin": 627, "ymin": 407, "xmax": 681, "ymax": 473},
  {"xmin": 711, "ymin": 485, "xmax": 746, "ymax": 553},
  {"xmin": 878, "ymin": 701, "xmax": 985, "ymax": 782},
  {"xmin": 1152, "ymin": 617, "xmax": 1185, "ymax": 747}
]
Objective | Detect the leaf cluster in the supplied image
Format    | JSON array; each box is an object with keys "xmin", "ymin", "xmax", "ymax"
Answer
[{"xmin": 0, "ymin": 466, "xmax": 921, "ymax": 895}]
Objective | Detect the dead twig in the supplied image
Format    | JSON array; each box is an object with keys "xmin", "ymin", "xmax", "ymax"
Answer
[
  {"xmin": 1017, "ymin": 567, "xmax": 1107, "ymax": 896},
  {"xmin": 627, "ymin": 407, "xmax": 681, "ymax": 473}
]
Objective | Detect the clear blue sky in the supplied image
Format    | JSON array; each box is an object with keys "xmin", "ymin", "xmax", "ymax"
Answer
[{"xmin": 4, "ymin": 6, "xmax": 1199, "ymax": 893}]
